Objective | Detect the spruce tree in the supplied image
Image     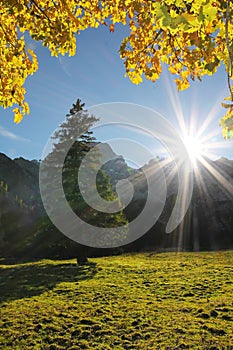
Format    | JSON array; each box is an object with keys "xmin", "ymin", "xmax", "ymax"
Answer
[{"xmin": 40, "ymin": 99, "xmax": 128, "ymax": 264}]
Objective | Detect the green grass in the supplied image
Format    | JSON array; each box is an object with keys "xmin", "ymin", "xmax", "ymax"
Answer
[{"xmin": 0, "ymin": 251, "xmax": 233, "ymax": 349}]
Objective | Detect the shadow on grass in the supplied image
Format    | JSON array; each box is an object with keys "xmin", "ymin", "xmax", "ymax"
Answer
[{"xmin": 0, "ymin": 260, "xmax": 98, "ymax": 304}]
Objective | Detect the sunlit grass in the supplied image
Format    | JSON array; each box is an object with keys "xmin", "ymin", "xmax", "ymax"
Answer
[{"xmin": 0, "ymin": 251, "xmax": 233, "ymax": 349}]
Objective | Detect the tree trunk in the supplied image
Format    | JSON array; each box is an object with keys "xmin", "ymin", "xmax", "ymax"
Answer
[{"xmin": 77, "ymin": 255, "xmax": 88, "ymax": 265}]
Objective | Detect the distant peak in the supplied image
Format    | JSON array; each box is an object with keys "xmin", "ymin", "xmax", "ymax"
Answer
[
  {"xmin": 216, "ymin": 156, "xmax": 230, "ymax": 162},
  {"xmin": 0, "ymin": 152, "xmax": 12, "ymax": 161}
]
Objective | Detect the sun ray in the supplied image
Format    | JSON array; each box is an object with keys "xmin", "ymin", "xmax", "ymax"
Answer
[
  {"xmin": 162, "ymin": 73, "xmax": 233, "ymax": 166},
  {"xmin": 195, "ymin": 97, "xmax": 223, "ymax": 139},
  {"xmin": 159, "ymin": 73, "xmax": 233, "ymax": 251},
  {"xmin": 198, "ymin": 157, "xmax": 233, "ymax": 199},
  {"xmin": 163, "ymin": 71, "xmax": 187, "ymax": 135}
]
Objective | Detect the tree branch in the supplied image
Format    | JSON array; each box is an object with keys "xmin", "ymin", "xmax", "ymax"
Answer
[{"xmin": 225, "ymin": 0, "xmax": 233, "ymax": 100}]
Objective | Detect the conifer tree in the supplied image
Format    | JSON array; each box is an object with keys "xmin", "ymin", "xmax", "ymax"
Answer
[{"xmin": 40, "ymin": 99, "xmax": 128, "ymax": 264}]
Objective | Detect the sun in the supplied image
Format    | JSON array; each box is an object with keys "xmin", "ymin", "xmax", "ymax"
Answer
[{"xmin": 182, "ymin": 134, "xmax": 207, "ymax": 165}]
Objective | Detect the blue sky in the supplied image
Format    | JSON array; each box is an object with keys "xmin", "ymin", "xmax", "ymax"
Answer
[{"xmin": 0, "ymin": 23, "xmax": 232, "ymax": 163}]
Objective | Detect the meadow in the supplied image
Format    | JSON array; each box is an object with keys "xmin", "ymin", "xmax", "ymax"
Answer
[{"xmin": 0, "ymin": 251, "xmax": 233, "ymax": 349}]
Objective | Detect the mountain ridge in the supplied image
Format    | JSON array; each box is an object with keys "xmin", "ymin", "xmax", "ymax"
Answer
[{"xmin": 0, "ymin": 148, "xmax": 233, "ymax": 258}]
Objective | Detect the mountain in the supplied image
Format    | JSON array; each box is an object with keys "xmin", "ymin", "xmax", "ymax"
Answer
[
  {"xmin": 91, "ymin": 142, "xmax": 139, "ymax": 189},
  {"xmin": 188, "ymin": 157, "xmax": 233, "ymax": 250},
  {"xmin": 0, "ymin": 153, "xmax": 44, "ymax": 258},
  {"xmin": 123, "ymin": 156, "xmax": 233, "ymax": 252},
  {"xmin": 0, "ymin": 146, "xmax": 132, "ymax": 259},
  {"xmin": 0, "ymin": 153, "xmax": 41, "ymax": 207},
  {"xmin": 0, "ymin": 182, "xmax": 39, "ymax": 258},
  {"xmin": 1, "ymin": 148, "xmax": 233, "ymax": 259}
]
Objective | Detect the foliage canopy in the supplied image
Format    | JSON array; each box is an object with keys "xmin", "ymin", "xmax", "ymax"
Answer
[{"xmin": 1, "ymin": 0, "xmax": 233, "ymax": 137}]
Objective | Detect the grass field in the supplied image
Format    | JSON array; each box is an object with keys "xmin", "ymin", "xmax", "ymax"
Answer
[{"xmin": 0, "ymin": 251, "xmax": 233, "ymax": 349}]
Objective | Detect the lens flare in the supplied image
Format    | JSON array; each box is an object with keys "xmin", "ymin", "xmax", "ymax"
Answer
[{"xmin": 182, "ymin": 134, "xmax": 207, "ymax": 166}]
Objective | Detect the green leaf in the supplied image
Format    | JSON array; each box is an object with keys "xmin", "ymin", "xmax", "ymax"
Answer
[
  {"xmin": 202, "ymin": 5, "xmax": 217, "ymax": 20},
  {"xmin": 154, "ymin": 4, "xmax": 168, "ymax": 20},
  {"xmin": 205, "ymin": 57, "xmax": 220, "ymax": 72}
]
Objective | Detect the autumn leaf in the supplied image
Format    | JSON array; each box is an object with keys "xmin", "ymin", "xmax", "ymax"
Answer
[
  {"xmin": 0, "ymin": 0, "xmax": 233, "ymax": 129},
  {"xmin": 221, "ymin": 103, "xmax": 233, "ymax": 109},
  {"xmin": 109, "ymin": 24, "xmax": 115, "ymax": 32},
  {"xmin": 13, "ymin": 108, "xmax": 24, "ymax": 124}
]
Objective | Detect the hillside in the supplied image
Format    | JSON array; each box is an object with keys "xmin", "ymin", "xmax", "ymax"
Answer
[
  {"xmin": 122, "ymin": 156, "xmax": 233, "ymax": 252},
  {"xmin": 0, "ymin": 153, "xmax": 40, "ymax": 206},
  {"xmin": 0, "ymin": 147, "xmax": 132, "ymax": 259},
  {"xmin": 0, "ymin": 153, "xmax": 45, "ymax": 258},
  {"xmin": 0, "ymin": 148, "xmax": 233, "ymax": 259}
]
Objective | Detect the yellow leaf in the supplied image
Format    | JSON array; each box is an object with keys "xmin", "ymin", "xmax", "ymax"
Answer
[
  {"xmin": 169, "ymin": 66, "xmax": 177, "ymax": 74},
  {"xmin": 224, "ymin": 95, "xmax": 233, "ymax": 101},
  {"xmin": 13, "ymin": 108, "xmax": 24, "ymax": 123}
]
